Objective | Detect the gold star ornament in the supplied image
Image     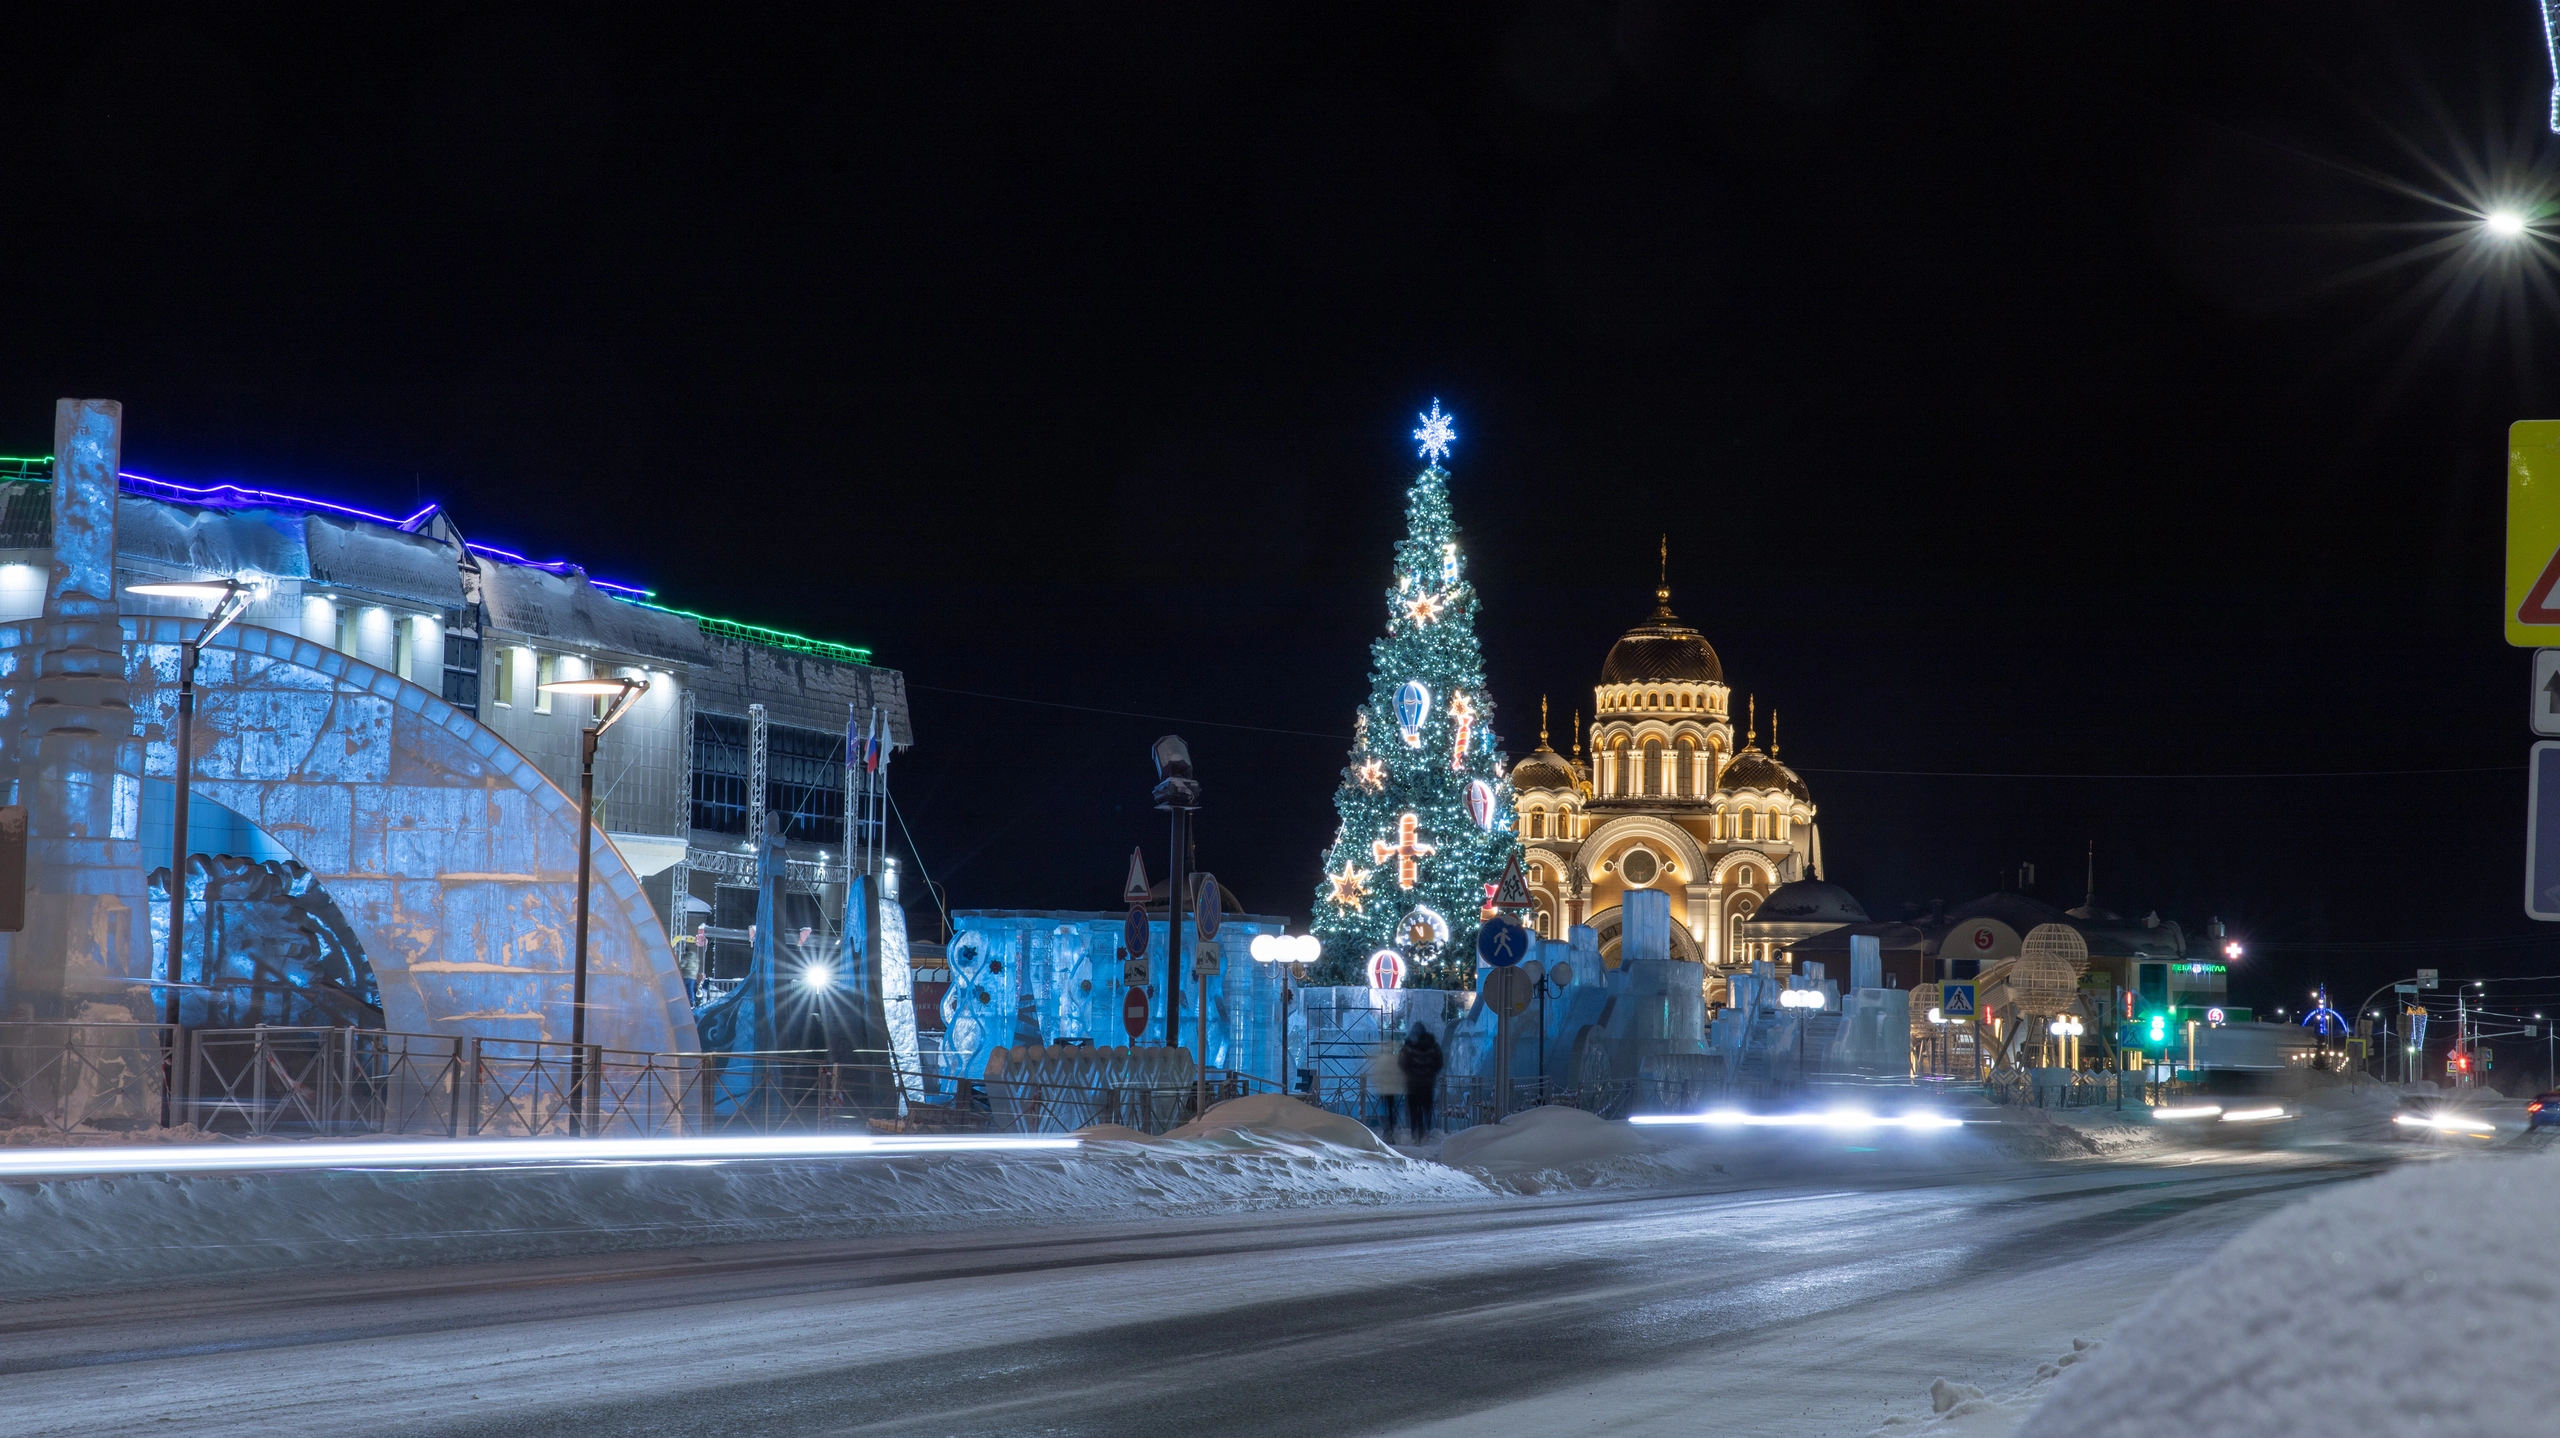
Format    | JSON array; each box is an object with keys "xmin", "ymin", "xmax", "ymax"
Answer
[{"xmin": 1326, "ymin": 861, "xmax": 1373, "ymax": 914}]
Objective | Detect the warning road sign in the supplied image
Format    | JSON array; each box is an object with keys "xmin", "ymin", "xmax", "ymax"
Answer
[
  {"xmin": 2507, "ymin": 422, "xmax": 2560, "ymax": 646},
  {"xmin": 1941, "ymin": 982, "xmax": 1976, "ymax": 1018}
]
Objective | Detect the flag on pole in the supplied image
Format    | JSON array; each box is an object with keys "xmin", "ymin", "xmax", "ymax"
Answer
[{"xmin": 871, "ymin": 706, "xmax": 892, "ymax": 774}]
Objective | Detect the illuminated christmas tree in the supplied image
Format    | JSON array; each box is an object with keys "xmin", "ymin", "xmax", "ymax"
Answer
[{"xmin": 1310, "ymin": 402, "xmax": 1519, "ymax": 990}]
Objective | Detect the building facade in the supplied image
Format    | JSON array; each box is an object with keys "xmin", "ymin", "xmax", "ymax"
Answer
[
  {"xmin": 0, "ymin": 449, "xmax": 910, "ymax": 991},
  {"xmin": 1507, "ymin": 571, "xmax": 1819, "ymax": 993}
]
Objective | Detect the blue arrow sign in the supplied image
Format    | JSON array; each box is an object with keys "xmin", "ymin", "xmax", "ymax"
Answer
[
  {"xmin": 1477, "ymin": 915, "xmax": 1528, "ymax": 967},
  {"xmin": 1941, "ymin": 982, "xmax": 1975, "ymax": 1017}
]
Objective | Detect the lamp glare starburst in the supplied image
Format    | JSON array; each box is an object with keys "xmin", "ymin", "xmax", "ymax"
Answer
[{"xmin": 1413, "ymin": 400, "xmax": 1456, "ymax": 464}]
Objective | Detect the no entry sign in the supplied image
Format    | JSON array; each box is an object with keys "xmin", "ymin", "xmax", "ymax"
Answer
[{"xmin": 1122, "ymin": 986, "xmax": 1150, "ymax": 1040}]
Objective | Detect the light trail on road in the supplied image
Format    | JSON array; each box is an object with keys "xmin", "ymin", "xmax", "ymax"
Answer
[{"xmin": 0, "ymin": 1132, "xmax": 1079, "ymax": 1179}]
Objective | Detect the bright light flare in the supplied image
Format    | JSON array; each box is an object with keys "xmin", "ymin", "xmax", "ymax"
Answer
[
  {"xmin": 0, "ymin": 1132, "xmax": 1081, "ymax": 1180},
  {"xmin": 2154, "ymin": 1104, "xmax": 2225, "ymax": 1120},
  {"xmin": 2488, "ymin": 209, "xmax": 2528, "ymax": 237},
  {"xmin": 1631, "ymin": 1109, "xmax": 1963, "ymax": 1131},
  {"xmin": 799, "ymin": 963, "xmax": 834, "ymax": 990},
  {"xmin": 2392, "ymin": 1112, "xmax": 2493, "ymax": 1136},
  {"xmin": 2220, "ymin": 1106, "xmax": 2286, "ymax": 1123}
]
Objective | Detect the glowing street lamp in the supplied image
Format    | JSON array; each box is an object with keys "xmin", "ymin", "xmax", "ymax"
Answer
[
  {"xmin": 1250, "ymin": 932, "xmax": 1321, "ymax": 1093},
  {"xmin": 540, "ymin": 672, "xmax": 650, "ymax": 1134},
  {"xmin": 2487, "ymin": 209, "xmax": 2528, "ymax": 238},
  {"xmin": 126, "ymin": 577, "xmax": 255, "ymax": 1031}
]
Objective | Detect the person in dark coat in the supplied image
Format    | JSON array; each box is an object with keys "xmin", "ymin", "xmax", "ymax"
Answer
[{"xmin": 1397, "ymin": 1024, "xmax": 1444, "ymax": 1140}]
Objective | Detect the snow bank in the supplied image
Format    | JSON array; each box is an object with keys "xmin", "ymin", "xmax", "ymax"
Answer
[
  {"xmin": 1440, "ymin": 1105, "xmax": 1682, "ymax": 1191},
  {"xmin": 1867, "ymin": 1341, "xmax": 2105, "ymax": 1438},
  {"xmin": 0, "ymin": 1124, "xmax": 1488, "ymax": 1297},
  {"xmin": 1161, "ymin": 1093, "xmax": 1397, "ymax": 1156},
  {"xmin": 2018, "ymin": 1151, "xmax": 2560, "ymax": 1438}
]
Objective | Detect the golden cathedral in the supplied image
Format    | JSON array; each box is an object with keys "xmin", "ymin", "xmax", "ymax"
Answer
[{"xmin": 1507, "ymin": 562, "xmax": 1826, "ymax": 981}]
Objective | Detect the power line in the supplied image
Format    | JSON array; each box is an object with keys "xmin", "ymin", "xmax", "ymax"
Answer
[
  {"xmin": 906, "ymin": 682, "xmax": 1350, "ymax": 742},
  {"xmin": 1797, "ymin": 764, "xmax": 2518, "ymax": 779},
  {"xmin": 906, "ymin": 681, "xmax": 2523, "ymax": 779}
]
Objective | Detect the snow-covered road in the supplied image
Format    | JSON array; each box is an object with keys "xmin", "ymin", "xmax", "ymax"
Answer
[{"xmin": 0, "ymin": 1149, "xmax": 2392, "ymax": 1437}]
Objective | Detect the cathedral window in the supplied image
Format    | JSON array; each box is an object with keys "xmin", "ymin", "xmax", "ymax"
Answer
[
  {"xmin": 1734, "ymin": 864, "xmax": 1756, "ymax": 887},
  {"xmin": 1675, "ymin": 738, "xmax": 1696, "ymax": 798},
  {"xmin": 1739, "ymin": 809, "xmax": 1757, "ymax": 841},
  {"xmin": 1642, "ymin": 739, "xmax": 1664, "ymax": 797},
  {"xmin": 1528, "ymin": 810, "xmax": 1546, "ymax": 839}
]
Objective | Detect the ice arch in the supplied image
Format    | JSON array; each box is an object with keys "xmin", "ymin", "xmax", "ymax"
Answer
[{"xmin": 106, "ymin": 619, "xmax": 697, "ymax": 1052}]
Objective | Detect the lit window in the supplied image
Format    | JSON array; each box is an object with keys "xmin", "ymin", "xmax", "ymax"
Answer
[
  {"xmin": 336, "ymin": 607, "xmax": 358, "ymax": 657},
  {"xmin": 491, "ymin": 647, "xmax": 515, "ymax": 707},
  {"xmin": 535, "ymin": 654, "xmax": 555, "ymax": 713}
]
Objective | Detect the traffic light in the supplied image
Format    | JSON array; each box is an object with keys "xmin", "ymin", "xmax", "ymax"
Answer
[{"xmin": 2147, "ymin": 1013, "xmax": 2168, "ymax": 1045}]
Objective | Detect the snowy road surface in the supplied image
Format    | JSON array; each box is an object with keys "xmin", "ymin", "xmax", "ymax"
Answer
[{"xmin": 0, "ymin": 1150, "xmax": 2390, "ymax": 1437}]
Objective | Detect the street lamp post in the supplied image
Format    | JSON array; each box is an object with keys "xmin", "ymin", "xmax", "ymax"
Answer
[
  {"xmin": 125, "ymin": 578, "xmax": 254, "ymax": 1033},
  {"xmin": 540, "ymin": 673, "xmax": 650, "ymax": 1136},
  {"xmin": 1150, "ymin": 736, "xmax": 1200, "ymax": 1067},
  {"xmin": 1779, "ymin": 986, "xmax": 1823, "ymax": 1075},
  {"xmin": 1250, "ymin": 933, "xmax": 1319, "ymax": 1093}
]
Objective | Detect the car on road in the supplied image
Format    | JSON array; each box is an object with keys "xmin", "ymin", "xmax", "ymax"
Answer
[{"xmin": 2527, "ymin": 1092, "xmax": 2560, "ymax": 1129}]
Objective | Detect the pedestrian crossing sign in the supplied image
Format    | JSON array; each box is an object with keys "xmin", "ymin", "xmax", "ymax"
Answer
[{"xmin": 1942, "ymin": 982, "xmax": 1975, "ymax": 1018}]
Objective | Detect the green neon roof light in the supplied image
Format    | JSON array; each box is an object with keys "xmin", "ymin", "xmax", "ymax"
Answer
[
  {"xmin": 636, "ymin": 602, "xmax": 872, "ymax": 664},
  {"xmin": 0, "ymin": 456, "xmax": 51, "ymax": 478}
]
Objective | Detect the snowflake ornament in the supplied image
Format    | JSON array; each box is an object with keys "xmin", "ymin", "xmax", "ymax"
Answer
[{"xmin": 1413, "ymin": 399, "xmax": 1456, "ymax": 464}]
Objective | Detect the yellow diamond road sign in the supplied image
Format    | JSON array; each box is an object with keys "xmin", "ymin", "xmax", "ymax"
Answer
[{"xmin": 2507, "ymin": 421, "xmax": 2560, "ymax": 646}]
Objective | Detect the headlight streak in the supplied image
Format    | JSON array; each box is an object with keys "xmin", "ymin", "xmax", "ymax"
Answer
[
  {"xmin": 2218, "ymin": 1106, "xmax": 2286, "ymax": 1123},
  {"xmin": 1629, "ymin": 1109, "xmax": 1964, "ymax": 1131},
  {"xmin": 2153, "ymin": 1105, "xmax": 2225, "ymax": 1120},
  {"xmin": 2391, "ymin": 1113, "xmax": 2494, "ymax": 1136},
  {"xmin": 0, "ymin": 1132, "xmax": 1081, "ymax": 1180}
]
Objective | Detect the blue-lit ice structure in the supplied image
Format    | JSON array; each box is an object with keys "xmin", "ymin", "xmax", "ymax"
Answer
[
  {"xmin": 943, "ymin": 906, "xmax": 1287, "ymax": 1083},
  {"xmin": 118, "ymin": 618, "xmax": 695, "ymax": 1050}
]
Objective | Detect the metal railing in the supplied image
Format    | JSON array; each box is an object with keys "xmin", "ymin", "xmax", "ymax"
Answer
[
  {"xmin": 4, "ymin": 1021, "xmax": 1663, "ymax": 1143},
  {"xmin": 0, "ymin": 1022, "xmax": 177, "ymax": 1134}
]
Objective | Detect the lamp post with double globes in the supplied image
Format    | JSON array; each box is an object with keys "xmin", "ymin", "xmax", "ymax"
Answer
[
  {"xmin": 1250, "ymin": 933, "xmax": 1320, "ymax": 1093},
  {"xmin": 538, "ymin": 672, "xmax": 649, "ymax": 1135},
  {"xmin": 125, "ymin": 576, "xmax": 255, "ymax": 1032}
]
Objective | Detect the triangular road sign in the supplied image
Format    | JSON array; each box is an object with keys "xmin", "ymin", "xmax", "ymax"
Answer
[
  {"xmin": 1122, "ymin": 847, "xmax": 1151, "ymax": 905},
  {"xmin": 2521, "ymin": 544, "xmax": 2560, "ymax": 625},
  {"xmin": 1492, "ymin": 852, "xmax": 1532, "ymax": 912}
]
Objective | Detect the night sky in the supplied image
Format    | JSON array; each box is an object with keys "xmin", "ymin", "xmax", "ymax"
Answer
[{"xmin": 5, "ymin": 4, "xmax": 2557, "ymax": 1024}]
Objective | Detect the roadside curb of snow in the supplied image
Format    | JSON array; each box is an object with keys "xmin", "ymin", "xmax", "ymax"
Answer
[
  {"xmin": 1866, "ymin": 1339, "xmax": 2105, "ymax": 1437},
  {"xmin": 0, "ymin": 1124, "xmax": 1490, "ymax": 1298}
]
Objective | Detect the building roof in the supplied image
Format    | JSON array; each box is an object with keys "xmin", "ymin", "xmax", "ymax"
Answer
[
  {"xmin": 1510, "ymin": 743, "xmax": 1578, "ymax": 791},
  {"xmin": 1754, "ymin": 878, "xmax": 1870, "ymax": 925},
  {"xmin": 1601, "ymin": 586, "xmax": 1723, "ymax": 685},
  {"xmin": 1718, "ymin": 743, "xmax": 1808, "ymax": 799}
]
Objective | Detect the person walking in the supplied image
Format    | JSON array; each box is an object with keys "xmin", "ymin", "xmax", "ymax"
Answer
[
  {"xmin": 1366, "ymin": 1036, "xmax": 1405, "ymax": 1141},
  {"xmin": 1399, "ymin": 1024, "xmax": 1444, "ymax": 1140}
]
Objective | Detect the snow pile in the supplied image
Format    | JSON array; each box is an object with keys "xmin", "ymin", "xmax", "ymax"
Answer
[
  {"xmin": 1868, "ymin": 1341, "xmax": 2104, "ymax": 1438},
  {"xmin": 0, "ymin": 1121, "xmax": 1488, "ymax": 1297},
  {"xmin": 1160, "ymin": 1093, "xmax": 1397, "ymax": 1156},
  {"xmin": 1439, "ymin": 1105, "xmax": 1682, "ymax": 1192},
  {"xmin": 1971, "ymin": 1105, "xmax": 2162, "ymax": 1162},
  {"xmin": 2018, "ymin": 1151, "xmax": 2560, "ymax": 1437}
]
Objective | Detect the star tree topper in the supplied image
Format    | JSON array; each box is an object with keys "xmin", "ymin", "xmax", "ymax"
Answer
[{"xmin": 1413, "ymin": 399, "xmax": 1456, "ymax": 464}]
